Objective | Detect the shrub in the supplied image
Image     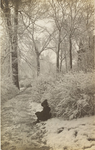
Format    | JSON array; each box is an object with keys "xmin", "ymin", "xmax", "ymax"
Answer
[
  {"xmin": 41, "ymin": 71, "xmax": 95, "ymax": 119},
  {"xmin": 19, "ymin": 78, "xmax": 32, "ymax": 88},
  {"xmin": 1, "ymin": 77, "xmax": 19, "ymax": 103},
  {"xmin": 31, "ymin": 75, "xmax": 56, "ymax": 103},
  {"xmin": 31, "ymin": 71, "xmax": 95, "ymax": 119}
]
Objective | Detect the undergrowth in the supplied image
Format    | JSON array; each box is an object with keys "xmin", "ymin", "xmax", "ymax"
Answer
[
  {"xmin": 1, "ymin": 77, "xmax": 19, "ymax": 103},
  {"xmin": 2, "ymin": 71, "xmax": 95, "ymax": 119},
  {"xmin": 31, "ymin": 71, "xmax": 95, "ymax": 119}
]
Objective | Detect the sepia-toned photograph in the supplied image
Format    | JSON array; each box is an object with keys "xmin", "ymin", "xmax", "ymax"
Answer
[{"xmin": 0, "ymin": 0, "xmax": 95, "ymax": 150}]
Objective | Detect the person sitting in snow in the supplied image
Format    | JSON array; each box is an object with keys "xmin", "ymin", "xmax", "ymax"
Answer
[{"xmin": 35, "ymin": 99, "xmax": 51, "ymax": 123}]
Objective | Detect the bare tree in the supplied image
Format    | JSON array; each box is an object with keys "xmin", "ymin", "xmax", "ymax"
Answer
[
  {"xmin": 49, "ymin": 0, "xmax": 68, "ymax": 72},
  {"xmin": 1, "ymin": 0, "xmax": 20, "ymax": 89},
  {"xmin": 75, "ymin": 0, "xmax": 94, "ymax": 71},
  {"xmin": 19, "ymin": 1, "xmax": 55, "ymax": 76}
]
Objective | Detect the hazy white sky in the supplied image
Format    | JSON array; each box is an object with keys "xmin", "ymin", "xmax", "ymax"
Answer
[{"xmin": 35, "ymin": 19, "xmax": 56, "ymax": 63}]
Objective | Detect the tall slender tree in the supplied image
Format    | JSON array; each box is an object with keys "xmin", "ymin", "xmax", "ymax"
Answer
[{"xmin": 1, "ymin": 0, "xmax": 20, "ymax": 89}]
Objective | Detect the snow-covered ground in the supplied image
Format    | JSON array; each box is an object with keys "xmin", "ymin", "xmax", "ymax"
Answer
[
  {"xmin": 43, "ymin": 116, "xmax": 95, "ymax": 150},
  {"xmin": 1, "ymin": 88, "xmax": 95, "ymax": 150}
]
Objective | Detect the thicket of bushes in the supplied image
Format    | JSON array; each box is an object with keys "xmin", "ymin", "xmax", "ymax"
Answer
[
  {"xmin": 31, "ymin": 71, "xmax": 95, "ymax": 119},
  {"xmin": 1, "ymin": 71, "xmax": 95, "ymax": 120},
  {"xmin": 1, "ymin": 77, "xmax": 19, "ymax": 103}
]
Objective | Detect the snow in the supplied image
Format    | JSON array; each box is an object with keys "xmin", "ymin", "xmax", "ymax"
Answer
[
  {"xmin": 1, "ymin": 88, "xmax": 95, "ymax": 150},
  {"xmin": 43, "ymin": 117, "xmax": 95, "ymax": 150}
]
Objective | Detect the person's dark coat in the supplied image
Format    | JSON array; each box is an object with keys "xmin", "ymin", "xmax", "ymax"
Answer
[{"xmin": 35, "ymin": 99, "xmax": 51, "ymax": 122}]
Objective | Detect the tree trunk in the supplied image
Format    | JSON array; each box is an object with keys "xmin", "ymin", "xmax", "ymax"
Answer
[
  {"xmin": 56, "ymin": 30, "xmax": 61, "ymax": 73},
  {"xmin": 69, "ymin": 35, "xmax": 72, "ymax": 69},
  {"xmin": 64, "ymin": 47, "xmax": 68, "ymax": 72},
  {"xmin": 56, "ymin": 50, "xmax": 60, "ymax": 73},
  {"xmin": 1, "ymin": 0, "xmax": 19, "ymax": 89},
  {"xmin": 1, "ymin": 0, "xmax": 12, "ymax": 78},
  {"xmin": 59, "ymin": 59, "xmax": 62, "ymax": 72},
  {"xmin": 11, "ymin": 2, "xmax": 19, "ymax": 89},
  {"xmin": 36, "ymin": 54, "xmax": 40, "ymax": 76}
]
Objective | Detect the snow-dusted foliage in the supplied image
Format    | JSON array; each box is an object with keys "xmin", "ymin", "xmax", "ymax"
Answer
[
  {"xmin": 31, "ymin": 75, "xmax": 56, "ymax": 103},
  {"xmin": 1, "ymin": 77, "xmax": 19, "ymax": 103},
  {"xmin": 31, "ymin": 71, "xmax": 95, "ymax": 119},
  {"xmin": 19, "ymin": 78, "xmax": 32, "ymax": 88}
]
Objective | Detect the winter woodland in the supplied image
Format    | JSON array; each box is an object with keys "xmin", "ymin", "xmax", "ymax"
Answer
[{"xmin": 1, "ymin": 0, "xmax": 95, "ymax": 150}]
